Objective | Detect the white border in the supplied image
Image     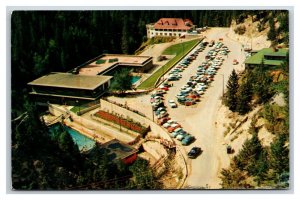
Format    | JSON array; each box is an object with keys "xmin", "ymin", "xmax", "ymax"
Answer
[{"xmin": 2, "ymin": 1, "xmax": 299, "ymax": 200}]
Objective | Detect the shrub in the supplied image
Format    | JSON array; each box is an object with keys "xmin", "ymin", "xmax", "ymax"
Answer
[
  {"xmin": 95, "ymin": 59, "xmax": 106, "ymax": 64},
  {"xmin": 234, "ymin": 25, "xmax": 246, "ymax": 35}
]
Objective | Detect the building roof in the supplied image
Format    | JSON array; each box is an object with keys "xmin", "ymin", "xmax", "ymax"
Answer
[
  {"xmin": 100, "ymin": 139, "xmax": 138, "ymax": 160},
  {"xmin": 245, "ymin": 48, "xmax": 289, "ymax": 66},
  {"xmin": 28, "ymin": 72, "xmax": 112, "ymax": 90},
  {"xmin": 79, "ymin": 54, "xmax": 152, "ymax": 76},
  {"xmin": 153, "ymin": 18, "xmax": 193, "ymax": 30}
]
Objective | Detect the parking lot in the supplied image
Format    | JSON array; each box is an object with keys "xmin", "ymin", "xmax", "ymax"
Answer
[{"xmin": 153, "ymin": 28, "xmax": 245, "ymax": 188}]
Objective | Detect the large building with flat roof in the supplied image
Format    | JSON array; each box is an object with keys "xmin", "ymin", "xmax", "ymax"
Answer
[
  {"xmin": 78, "ymin": 54, "xmax": 153, "ymax": 76},
  {"xmin": 28, "ymin": 72, "xmax": 112, "ymax": 105},
  {"xmin": 146, "ymin": 18, "xmax": 195, "ymax": 38},
  {"xmin": 245, "ymin": 48, "xmax": 289, "ymax": 69}
]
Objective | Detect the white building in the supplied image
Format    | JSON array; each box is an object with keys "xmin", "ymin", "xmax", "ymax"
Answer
[{"xmin": 146, "ymin": 18, "xmax": 195, "ymax": 38}]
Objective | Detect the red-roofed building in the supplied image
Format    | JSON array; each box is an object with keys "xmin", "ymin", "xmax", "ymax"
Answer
[{"xmin": 146, "ymin": 18, "xmax": 195, "ymax": 38}]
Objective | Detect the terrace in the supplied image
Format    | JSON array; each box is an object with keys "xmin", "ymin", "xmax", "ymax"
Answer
[{"xmin": 78, "ymin": 54, "xmax": 153, "ymax": 76}]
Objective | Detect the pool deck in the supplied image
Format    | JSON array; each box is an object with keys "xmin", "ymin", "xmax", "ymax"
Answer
[
  {"xmin": 64, "ymin": 120, "xmax": 111, "ymax": 144},
  {"xmin": 49, "ymin": 104, "xmax": 139, "ymax": 145}
]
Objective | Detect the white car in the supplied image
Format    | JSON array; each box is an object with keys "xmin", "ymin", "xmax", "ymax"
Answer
[
  {"xmin": 195, "ymin": 86, "xmax": 206, "ymax": 91},
  {"xmin": 169, "ymin": 102, "xmax": 177, "ymax": 108},
  {"xmin": 157, "ymin": 107, "xmax": 165, "ymax": 112},
  {"xmin": 176, "ymin": 134, "xmax": 185, "ymax": 141},
  {"xmin": 167, "ymin": 119, "xmax": 176, "ymax": 124},
  {"xmin": 170, "ymin": 123, "xmax": 180, "ymax": 128},
  {"xmin": 163, "ymin": 122, "xmax": 171, "ymax": 128},
  {"xmin": 197, "ymin": 82, "xmax": 206, "ymax": 86},
  {"xmin": 168, "ymin": 99, "xmax": 175, "ymax": 103},
  {"xmin": 194, "ymin": 90, "xmax": 204, "ymax": 95}
]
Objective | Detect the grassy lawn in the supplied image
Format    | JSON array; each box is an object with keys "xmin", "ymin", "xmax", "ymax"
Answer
[
  {"xmin": 70, "ymin": 105, "xmax": 86, "ymax": 113},
  {"xmin": 137, "ymin": 39, "xmax": 201, "ymax": 89}
]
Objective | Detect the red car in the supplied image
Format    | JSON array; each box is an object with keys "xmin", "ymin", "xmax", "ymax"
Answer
[
  {"xmin": 185, "ymin": 101, "xmax": 195, "ymax": 106},
  {"xmin": 157, "ymin": 117, "xmax": 170, "ymax": 125},
  {"xmin": 167, "ymin": 124, "xmax": 181, "ymax": 133},
  {"xmin": 160, "ymin": 87, "xmax": 169, "ymax": 91},
  {"xmin": 233, "ymin": 59, "xmax": 239, "ymax": 65}
]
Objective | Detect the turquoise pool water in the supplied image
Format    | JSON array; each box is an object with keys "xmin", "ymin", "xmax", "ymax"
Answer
[
  {"xmin": 131, "ymin": 76, "xmax": 141, "ymax": 84},
  {"xmin": 49, "ymin": 124, "xmax": 96, "ymax": 151}
]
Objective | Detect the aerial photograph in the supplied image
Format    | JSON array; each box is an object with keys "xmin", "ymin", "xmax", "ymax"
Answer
[{"xmin": 11, "ymin": 10, "xmax": 289, "ymax": 190}]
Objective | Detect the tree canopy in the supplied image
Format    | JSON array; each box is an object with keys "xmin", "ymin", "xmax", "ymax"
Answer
[{"xmin": 224, "ymin": 69, "xmax": 239, "ymax": 111}]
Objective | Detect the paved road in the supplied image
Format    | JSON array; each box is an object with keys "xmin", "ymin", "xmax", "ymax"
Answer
[{"xmin": 163, "ymin": 28, "xmax": 246, "ymax": 188}]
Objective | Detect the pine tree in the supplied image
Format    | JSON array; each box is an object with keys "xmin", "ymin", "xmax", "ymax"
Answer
[
  {"xmin": 109, "ymin": 68, "xmax": 132, "ymax": 93},
  {"xmin": 267, "ymin": 18, "xmax": 277, "ymax": 42},
  {"xmin": 236, "ymin": 80, "xmax": 252, "ymax": 115},
  {"xmin": 269, "ymin": 134, "xmax": 289, "ymax": 175},
  {"xmin": 235, "ymin": 133, "xmax": 265, "ymax": 175},
  {"xmin": 129, "ymin": 158, "xmax": 161, "ymax": 189},
  {"xmin": 225, "ymin": 69, "xmax": 239, "ymax": 112},
  {"xmin": 251, "ymin": 62, "xmax": 274, "ymax": 104}
]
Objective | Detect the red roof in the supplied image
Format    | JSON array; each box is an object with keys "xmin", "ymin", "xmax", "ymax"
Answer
[{"xmin": 153, "ymin": 18, "xmax": 193, "ymax": 30}]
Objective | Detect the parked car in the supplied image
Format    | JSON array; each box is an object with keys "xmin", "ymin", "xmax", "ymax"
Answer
[
  {"xmin": 171, "ymin": 130, "xmax": 181, "ymax": 138},
  {"xmin": 155, "ymin": 89, "xmax": 166, "ymax": 95},
  {"xmin": 152, "ymin": 102, "xmax": 164, "ymax": 111},
  {"xmin": 167, "ymin": 124, "xmax": 181, "ymax": 133},
  {"xmin": 157, "ymin": 111, "xmax": 168, "ymax": 119},
  {"xmin": 163, "ymin": 122, "xmax": 172, "ymax": 128},
  {"xmin": 233, "ymin": 59, "xmax": 239, "ymax": 65},
  {"xmin": 169, "ymin": 103, "xmax": 177, "ymax": 108},
  {"xmin": 156, "ymin": 109, "xmax": 167, "ymax": 116},
  {"xmin": 188, "ymin": 147, "xmax": 202, "ymax": 158},
  {"xmin": 168, "ymin": 100, "xmax": 177, "ymax": 108},
  {"xmin": 185, "ymin": 101, "xmax": 195, "ymax": 106},
  {"xmin": 176, "ymin": 131, "xmax": 188, "ymax": 141},
  {"xmin": 168, "ymin": 77, "xmax": 178, "ymax": 81},
  {"xmin": 160, "ymin": 87, "xmax": 169, "ymax": 91},
  {"xmin": 182, "ymin": 135, "xmax": 195, "ymax": 145},
  {"xmin": 157, "ymin": 117, "xmax": 170, "ymax": 125}
]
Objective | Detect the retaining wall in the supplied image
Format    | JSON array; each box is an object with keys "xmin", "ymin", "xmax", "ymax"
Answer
[{"xmin": 100, "ymin": 99, "xmax": 172, "ymax": 142}]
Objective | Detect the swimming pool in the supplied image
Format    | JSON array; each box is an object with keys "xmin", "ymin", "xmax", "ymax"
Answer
[
  {"xmin": 49, "ymin": 124, "xmax": 96, "ymax": 151},
  {"xmin": 130, "ymin": 76, "xmax": 141, "ymax": 84}
]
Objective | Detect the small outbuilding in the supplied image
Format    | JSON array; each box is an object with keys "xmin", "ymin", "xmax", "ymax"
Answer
[{"xmin": 244, "ymin": 48, "xmax": 289, "ymax": 69}]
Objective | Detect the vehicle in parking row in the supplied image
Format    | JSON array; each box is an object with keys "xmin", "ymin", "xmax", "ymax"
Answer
[
  {"xmin": 182, "ymin": 135, "xmax": 195, "ymax": 145},
  {"xmin": 168, "ymin": 99, "xmax": 177, "ymax": 108},
  {"xmin": 167, "ymin": 124, "xmax": 181, "ymax": 133},
  {"xmin": 157, "ymin": 111, "xmax": 168, "ymax": 119},
  {"xmin": 171, "ymin": 128, "xmax": 184, "ymax": 138},
  {"xmin": 176, "ymin": 131, "xmax": 189, "ymax": 141},
  {"xmin": 157, "ymin": 117, "xmax": 170, "ymax": 125}
]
